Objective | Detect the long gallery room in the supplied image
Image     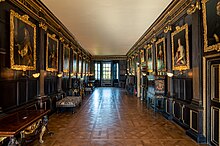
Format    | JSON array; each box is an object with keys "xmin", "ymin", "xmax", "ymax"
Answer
[{"xmin": 0, "ymin": 0, "xmax": 220, "ymax": 146}]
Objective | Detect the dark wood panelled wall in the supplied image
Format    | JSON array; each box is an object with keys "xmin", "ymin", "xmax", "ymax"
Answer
[
  {"xmin": 126, "ymin": 0, "xmax": 220, "ymax": 145},
  {"xmin": 0, "ymin": 0, "xmax": 92, "ymax": 113}
]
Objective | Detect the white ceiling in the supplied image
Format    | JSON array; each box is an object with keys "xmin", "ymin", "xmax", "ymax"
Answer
[{"xmin": 41, "ymin": 0, "xmax": 172, "ymax": 55}]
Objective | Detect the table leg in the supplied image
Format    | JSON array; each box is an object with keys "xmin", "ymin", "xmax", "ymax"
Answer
[
  {"xmin": 39, "ymin": 115, "xmax": 48, "ymax": 144},
  {"xmin": 7, "ymin": 136, "xmax": 19, "ymax": 146}
]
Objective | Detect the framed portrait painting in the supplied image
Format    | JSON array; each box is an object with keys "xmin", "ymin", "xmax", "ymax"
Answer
[
  {"xmin": 202, "ymin": 0, "xmax": 220, "ymax": 52},
  {"xmin": 63, "ymin": 44, "xmax": 70, "ymax": 72},
  {"xmin": 10, "ymin": 10, "xmax": 36, "ymax": 71},
  {"xmin": 46, "ymin": 33, "xmax": 58, "ymax": 72},
  {"xmin": 78, "ymin": 55, "xmax": 82, "ymax": 77},
  {"xmin": 146, "ymin": 45, "xmax": 153, "ymax": 72},
  {"xmin": 131, "ymin": 56, "xmax": 135, "ymax": 74},
  {"xmin": 156, "ymin": 37, "xmax": 166, "ymax": 71},
  {"xmin": 140, "ymin": 49, "xmax": 145, "ymax": 63},
  {"xmin": 171, "ymin": 24, "xmax": 190, "ymax": 71},
  {"xmin": 73, "ymin": 51, "xmax": 77, "ymax": 74}
]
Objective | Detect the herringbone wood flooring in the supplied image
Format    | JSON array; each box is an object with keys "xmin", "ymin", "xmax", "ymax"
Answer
[{"xmin": 31, "ymin": 87, "xmax": 207, "ymax": 146}]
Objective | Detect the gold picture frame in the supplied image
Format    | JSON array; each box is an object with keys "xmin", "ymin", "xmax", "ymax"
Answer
[
  {"xmin": 78, "ymin": 55, "xmax": 82, "ymax": 74},
  {"xmin": 156, "ymin": 37, "xmax": 166, "ymax": 71},
  {"xmin": 146, "ymin": 45, "xmax": 153, "ymax": 72},
  {"xmin": 171, "ymin": 24, "xmax": 190, "ymax": 71},
  {"xmin": 10, "ymin": 10, "xmax": 36, "ymax": 71},
  {"xmin": 63, "ymin": 44, "xmax": 70, "ymax": 72},
  {"xmin": 202, "ymin": 0, "xmax": 220, "ymax": 52},
  {"xmin": 72, "ymin": 50, "xmax": 77, "ymax": 74},
  {"xmin": 140, "ymin": 49, "xmax": 145, "ymax": 63},
  {"xmin": 46, "ymin": 33, "xmax": 58, "ymax": 72}
]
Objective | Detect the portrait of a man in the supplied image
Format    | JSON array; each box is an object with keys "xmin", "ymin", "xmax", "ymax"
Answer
[
  {"xmin": 46, "ymin": 33, "xmax": 58, "ymax": 72},
  {"xmin": 171, "ymin": 24, "xmax": 190, "ymax": 70},
  {"xmin": 10, "ymin": 10, "xmax": 36, "ymax": 70}
]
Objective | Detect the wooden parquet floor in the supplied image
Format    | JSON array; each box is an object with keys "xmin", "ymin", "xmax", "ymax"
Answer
[{"xmin": 31, "ymin": 87, "xmax": 207, "ymax": 146}]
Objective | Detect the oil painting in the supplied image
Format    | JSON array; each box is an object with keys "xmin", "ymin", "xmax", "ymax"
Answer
[
  {"xmin": 171, "ymin": 24, "xmax": 190, "ymax": 71},
  {"xmin": 46, "ymin": 33, "xmax": 58, "ymax": 72},
  {"xmin": 156, "ymin": 38, "xmax": 166, "ymax": 71},
  {"xmin": 10, "ymin": 10, "xmax": 36, "ymax": 71}
]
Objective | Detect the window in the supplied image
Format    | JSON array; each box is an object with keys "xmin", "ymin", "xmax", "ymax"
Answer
[
  {"xmin": 103, "ymin": 62, "xmax": 111, "ymax": 79},
  {"xmin": 95, "ymin": 63, "xmax": 100, "ymax": 80},
  {"xmin": 113, "ymin": 63, "xmax": 119, "ymax": 79}
]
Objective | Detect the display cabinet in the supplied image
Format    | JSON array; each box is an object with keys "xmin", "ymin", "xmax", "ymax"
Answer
[{"xmin": 147, "ymin": 75, "xmax": 166, "ymax": 112}]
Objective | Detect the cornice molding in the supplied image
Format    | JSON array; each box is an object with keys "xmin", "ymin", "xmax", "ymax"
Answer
[
  {"xmin": 127, "ymin": 0, "xmax": 192, "ymax": 57},
  {"xmin": 9, "ymin": 0, "xmax": 91, "ymax": 58}
]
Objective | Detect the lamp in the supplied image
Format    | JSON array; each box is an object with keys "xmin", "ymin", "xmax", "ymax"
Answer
[
  {"xmin": 22, "ymin": 70, "xmax": 40, "ymax": 78},
  {"xmin": 167, "ymin": 72, "xmax": 174, "ymax": 77},
  {"xmin": 32, "ymin": 73, "xmax": 40, "ymax": 78},
  {"xmin": 57, "ymin": 72, "xmax": 63, "ymax": 78},
  {"xmin": 70, "ymin": 73, "xmax": 76, "ymax": 77}
]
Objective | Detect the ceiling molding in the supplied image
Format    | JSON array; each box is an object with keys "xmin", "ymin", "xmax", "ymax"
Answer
[
  {"xmin": 9, "ymin": 0, "xmax": 92, "ymax": 58},
  {"xmin": 127, "ymin": 0, "xmax": 191, "ymax": 57}
]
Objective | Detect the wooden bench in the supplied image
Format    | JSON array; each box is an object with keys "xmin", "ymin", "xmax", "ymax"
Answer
[{"xmin": 56, "ymin": 96, "xmax": 82, "ymax": 113}]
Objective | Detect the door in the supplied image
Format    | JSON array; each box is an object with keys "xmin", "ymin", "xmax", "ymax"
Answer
[{"xmin": 207, "ymin": 61, "xmax": 220, "ymax": 146}]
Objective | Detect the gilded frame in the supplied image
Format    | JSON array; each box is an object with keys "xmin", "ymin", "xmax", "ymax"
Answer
[
  {"xmin": 63, "ymin": 44, "xmax": 70, "ymax": 72},
  {"xmin": 202, "ymin": 0, "xmax": 220, "ymax": 52},
  {"xmin": 46, "ymin": 33, "xmax": 58, "ymax": 72},
  {"xmin": 171, "ymin": 24, "xmax": 190, "ymax": 71},
  {"xmin": 140, "ymin": 49, "xmax": 145, "ymax": 63},
  {"xmin": 156, "ymin": 37, "xmax": 166, "ymax": 71},
  {"xmin": 82, "ymin": 57, "xmax": 86, "ymax": 76},
  {"xmin": 72, "ymin": 50, "xmax": 77, "ymax": 74},
  {"xmin": 146, "ymin": 45, "xmax": 153, "ymax": 72},
  {"xmin": 10, "ymin": 10, "xmax": 36, "ymax": 70},
  {"xmin": 78, "ymin": 55, "xmax": 82, "ymax": 78}
]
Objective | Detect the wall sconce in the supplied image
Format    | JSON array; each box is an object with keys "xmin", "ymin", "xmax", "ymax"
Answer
[
  {"xmin": 32, "ymin": 73, "xmax": 40, "ymax": 78},
  {"xmin": 167, "ymin": 72, "xmax": 174, "ymax": 77},
  {"xmin": 70, "ymin": 73, "xmax": 74, "ymax": 77},
  {"xmin": 166, "ymin": 70, "xmax": 189, "ymax": 77},
  {"xmin": 22, "ymin": 70, "xmax": 40, "ymax": 78},
  {"xmin": 57, "ymin": 72, "xmax": 63, "ymax": 78}
]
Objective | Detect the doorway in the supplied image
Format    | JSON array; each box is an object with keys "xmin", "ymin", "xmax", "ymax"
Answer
[{"xmin": 206, "ymin": 58, "xmax": 220, "ymax": 146}]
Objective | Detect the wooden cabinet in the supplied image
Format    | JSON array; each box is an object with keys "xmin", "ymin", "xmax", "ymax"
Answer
[{"xmin": 147, "ymin": 75, "xmax": 166, "ymax": 112}]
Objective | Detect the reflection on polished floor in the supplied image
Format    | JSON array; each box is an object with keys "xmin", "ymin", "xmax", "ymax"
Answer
[{"xmin": 32, "ymin": 87, "xmax": 205, "ymax": 146}]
